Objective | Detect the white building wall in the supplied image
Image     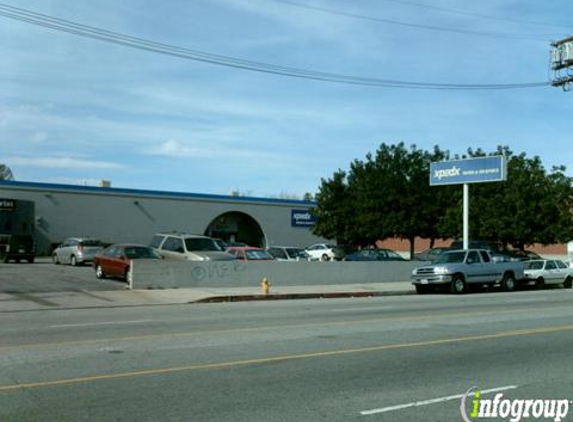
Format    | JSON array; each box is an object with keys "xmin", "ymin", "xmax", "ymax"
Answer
[{"xmin": 0, "ymin": 181, "xmax": 326, "ymax": 254}]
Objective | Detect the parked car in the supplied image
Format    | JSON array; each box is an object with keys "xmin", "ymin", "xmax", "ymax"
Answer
[
  {"xmin": 344, "ymin": 248, "xmax": 406, "ymax": 262},
  {"xmin": 411, "ymin": 249, "xmax": 525, "ymax": 294},
  {"xmin": 0, "ymin": 234, "xmax": 35, "ymax": 263},
  {"xmin": 490, "ymin": 249, "xmax": 543, "ymax": 263},
  {"xmin": 226, "ymin": 246, "xmax": 275, "ymax": 261},
  {"xmin": 449, "ymin": 240, "xmax": 501, "ymax": 253},
  {"xmin": 305, "ymin": 243, "xmax": 344, "ymax": 261},
  {"xmin": 267, "ymin": 246, "xmax": 311, "ymax": 261},
  {"xmin": 213, "ymin": 239, "xmax": 248, "ymax": 250},
  {"xmin": 522, "ymin": 259, "xmax": 573, "ymax": 288},
  {"xmin": 334, "ymin": 244, "xmax": 358, "ymax": 260},
  {"xmin": 502, "ymin": 250, "xmax": 542, "ymax": 261},
  {"xmin": 150, "ymin": 233, "xmax": 235, "ymax": 261},
  {"xmin": 93, "ymin": 244, "xmax": 162, "ymax": 283},
  {"xmin": 52, "ymin": 237, "xmax": 104, "ymax": 266},
  {"xmin": 413, "ymin": 247, "xmax": 449, "ymax": 262}
]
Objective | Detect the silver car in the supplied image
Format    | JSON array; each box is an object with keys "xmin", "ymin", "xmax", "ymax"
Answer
[
  {"xmin": 267, "ymin": 246, "xmax": 311, "ymax": 261},
  {"xmin": 52, "ymin": 237, "xmax": 104, "ymax": 266},
  {"xmin": 523, "ymin": 259, "xmax": 573, "ymax": 288},
  {"xmin": 150, "ymin": 233, "xmax": 235, "ymax": 261}
]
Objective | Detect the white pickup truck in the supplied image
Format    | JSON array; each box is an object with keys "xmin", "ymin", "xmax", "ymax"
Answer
[{"xmin": 411, "ymin": 249, "xmax": 525, "ymax": 294}]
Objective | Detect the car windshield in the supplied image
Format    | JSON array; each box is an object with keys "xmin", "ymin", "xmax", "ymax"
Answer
[
  {"xmin": 184, "ymin": 238, "xmax": 220, "ymax": 251},
  {"xmin": 525, "ymin": 260, "xmax": 545, "ymax": 270},
  {"xmin": 435, "ymin": 251, "xmax": 466, "ymax": 264},
  {"xmin": 124, "ymin": 247, "xmax": 161, "ymax": 259},
  {"xmin": 245, "ymin": 250, "xmax": 273, "ymax": 260},
  {"xmin": 81, "ymin": 240, "xmax": 103, "ymax": 247},
  {"xmin": 285, "ymin": 248, "xmax": 307, "ymax": 258},
  {"xmin": 385, "ymin": 250, "xmax": 403, "ymax": 259},
  {"xmin": 358, "ymin": 250, "xmax": 375, "ymax": 256}
]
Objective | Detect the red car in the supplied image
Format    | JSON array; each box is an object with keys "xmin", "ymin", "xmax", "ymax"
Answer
[
  {"xmin": 93, "ymin": 244, "xmax": 162, "ymax": 283},
  {"xmin": 226, "ymin": 246, "xmax": 275, "ymax": 261}
]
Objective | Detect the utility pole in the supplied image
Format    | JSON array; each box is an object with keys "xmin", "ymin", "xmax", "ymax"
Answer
[{"xmin": 551, "ymin": 36, "xmax": 573, "ymax": 91}]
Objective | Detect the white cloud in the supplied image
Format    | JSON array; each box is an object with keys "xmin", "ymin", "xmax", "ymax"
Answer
[
  {"xmin": 146, "ymin": 139, "xmax": 283, "ymax": 160},
  {"xmin": 6, "ymin": 156, "xmax": 126, "ymax": 169},
  {"xmin": 30, "ymin": 131, "xmax": 48, "ymax": 143},
  {"xmin": 39, "ymin": 177, "xmax": 104, "ymax": 186}
]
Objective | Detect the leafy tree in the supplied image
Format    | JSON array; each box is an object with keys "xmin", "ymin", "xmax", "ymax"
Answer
[
  {"xmin": 311, "ymin": 170, "xmax": 356, "ymax": 244},
  {"xmin": 439, "ymin": 146, "xmax": 573, "ymax": 249},
  {"xmin": 0, "ymin": 164, "xmax": 14, "ymax": 181},
  {"xmin": 302, "ymin": 192, "xmax": 314, "ymax": 202},
  {"xmin": 314, "ymin": 143, "xmax": 453, "ymax": 255}
]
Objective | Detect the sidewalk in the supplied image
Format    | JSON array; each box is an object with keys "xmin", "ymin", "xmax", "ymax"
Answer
[{"xmin": 0, "ymin": 282, "xmax": 414, "ymax": 312}]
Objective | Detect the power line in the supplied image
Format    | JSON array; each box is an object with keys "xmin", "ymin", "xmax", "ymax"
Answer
[
  {"xmin": 0, "ymin": 3, "xmax": 550, "ymax": 90},
  {"xmin": 267, "ymin": 0, "xmax": 560, "ymax": 41},
  {"xmin": 368, "ymin": 0, "xmax": 572, "ymax": 30}
]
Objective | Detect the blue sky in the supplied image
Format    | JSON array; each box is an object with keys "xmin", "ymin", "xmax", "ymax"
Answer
[{"xmin": 1, "ymin": 0, "xmax": 572, "ymax": 198}]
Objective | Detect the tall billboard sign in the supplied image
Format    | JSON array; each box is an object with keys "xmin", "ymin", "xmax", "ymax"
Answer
[
  {"xmin": 430, "ymin": 156, "xmax": 507, "ymax": 186},
  {"xmin": 430, "ymin": 156, "xmax": 507, "ymax": 249}
]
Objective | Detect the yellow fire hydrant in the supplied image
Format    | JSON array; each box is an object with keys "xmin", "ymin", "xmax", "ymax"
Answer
[{"xmin": 261, "ymin": 276, "xmax": 271, "ymax": 295}]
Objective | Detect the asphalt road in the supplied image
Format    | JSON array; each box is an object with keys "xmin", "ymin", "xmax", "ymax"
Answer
[
  {"xmin": 1, "ymin": 290, "xmax": 573, "ymax": 422},
  {"xmin": 0, "ymin": 258, "xmax": 127, "ymax": 293}
]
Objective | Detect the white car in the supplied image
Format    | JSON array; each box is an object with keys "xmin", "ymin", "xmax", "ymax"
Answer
[
  {"xmin": 305, "ymin": 243, "xmax": 340, "ymax": 261},
  {"xmin": 523, "ymin": 259, "xmax": 573, "ymax": 288},
  {"xmin": 267, "ymin": 246, "xmax": 311, "ymax": 261}
]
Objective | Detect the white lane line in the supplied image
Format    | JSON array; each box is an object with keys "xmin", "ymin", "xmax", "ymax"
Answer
[
  {"xmin": 49, "ymin": 320, "xmax": 153, "ymax": 329},
  {"xmin": 330, "ymin": 306, "xmax": 394, "ymax": 313},
  {"xmin": 360, "ymin": 385, "xmax": 518, "ymax": 416}
]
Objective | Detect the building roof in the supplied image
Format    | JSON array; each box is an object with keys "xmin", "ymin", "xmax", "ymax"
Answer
[{"xmin": 0, "ymin": 180, "xmax": 315, "ymax": 207}]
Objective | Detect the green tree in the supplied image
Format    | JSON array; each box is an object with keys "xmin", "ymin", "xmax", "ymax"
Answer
[
  {"xmin": 439, "ymin": 146, "xmax": 573, "ymax": 249},
  {"xmin": 311, "ymin": 170, "xmax": 356, "ymax": 244},
  {"xmin": 0, "ymin": 164, "xmax": 14, "ymax": 181},
  {"xmin": 313, "ymin": 143, "xmax": 453, "ymax": 255}
]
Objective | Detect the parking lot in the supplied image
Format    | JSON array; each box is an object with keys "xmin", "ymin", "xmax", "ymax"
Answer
[{"xmin": 0, "ymin": 257, "xmax": 127, "ymax": 294}]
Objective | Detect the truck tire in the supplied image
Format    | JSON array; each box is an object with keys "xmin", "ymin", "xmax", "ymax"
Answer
[
  {"xmin": 564, "ymin": 277, "xmax": 572, "ymax": 289},
  {"xmin": 501, "ymin": 273, "xmax": 516, "ymax": 292},
  {"xmin": 450, "ymin": 275, "xmax": 467, "ymax": 294}
]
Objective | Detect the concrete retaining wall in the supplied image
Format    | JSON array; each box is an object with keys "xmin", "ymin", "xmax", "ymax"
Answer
[{"xmin": 131, "ymin": 260, "xmax": 421, "ymax": 289}]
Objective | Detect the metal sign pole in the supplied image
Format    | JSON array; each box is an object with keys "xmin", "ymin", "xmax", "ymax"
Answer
[
  {"xmin": 463, "ymin": 184, "xmax": 469, "ymax": 250},
  {"xmin": 429, "ymin": 156, "xmax": 507, "ymax": 251}
]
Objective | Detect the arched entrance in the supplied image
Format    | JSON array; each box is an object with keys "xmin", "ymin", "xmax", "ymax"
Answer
[{"xmin": 204, "ymin": 211, "xmax": 266, "ymax": 247}]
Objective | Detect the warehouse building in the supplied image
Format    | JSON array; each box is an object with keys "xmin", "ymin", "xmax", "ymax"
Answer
[{"xmin": 0, "ymin": 181, "xmax": 324, "ymax": 255}]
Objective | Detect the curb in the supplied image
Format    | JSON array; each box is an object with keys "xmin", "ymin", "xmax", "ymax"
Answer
[{"xmin": 193, "ymin": 290, "xmax": 415, "ymax": 303}]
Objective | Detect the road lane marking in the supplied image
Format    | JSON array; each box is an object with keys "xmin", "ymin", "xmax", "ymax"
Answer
[
  {"xmin": 0, "ymin": 325, "xmax": 572, "ymax": 392},
  {"xmin": 329, "ymin": 306, "xmax": 394, "ymax": 312},
  {"xmin": 49, "ymin": 320, "xmax": 153, "ymax": 329},
  {"xmin": 360, "ymin": 385, "xmax": 518, "ymax": 416},
  {"xmin": 1, "ymin": 304, "xmax": 572, "ymax": 351}
]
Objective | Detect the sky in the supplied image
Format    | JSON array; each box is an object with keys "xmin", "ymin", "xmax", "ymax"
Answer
[{"xmin": 1, "ymin": 0, "xmax": 572, "ymax": 199}]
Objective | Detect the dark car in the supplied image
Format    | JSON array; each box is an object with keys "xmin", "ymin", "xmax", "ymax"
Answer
[
  {"xmin": 449, "ymin": 240, "xmax": 501, "ymax": 253},
  {"xmin": 344, "ymin": 248, "xmax": 406, "ymax": 262},
  {"xmin": 332, "ymin": 244, "xmax": 357, "ymax": 261},
  {"xmin": 414, "ymin": 247, "xmax": 450, "ymax": 262},
  {"xmin": 0, "ymin": 234, "xmax": 35, "ymax": 263},
  {"xmin": 502, "ymin": 249, "xmax": 542, "ymax": 261},
  {"xmin": 93, "ymin": 244, "xmax": 162, "ymax": 283}
]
